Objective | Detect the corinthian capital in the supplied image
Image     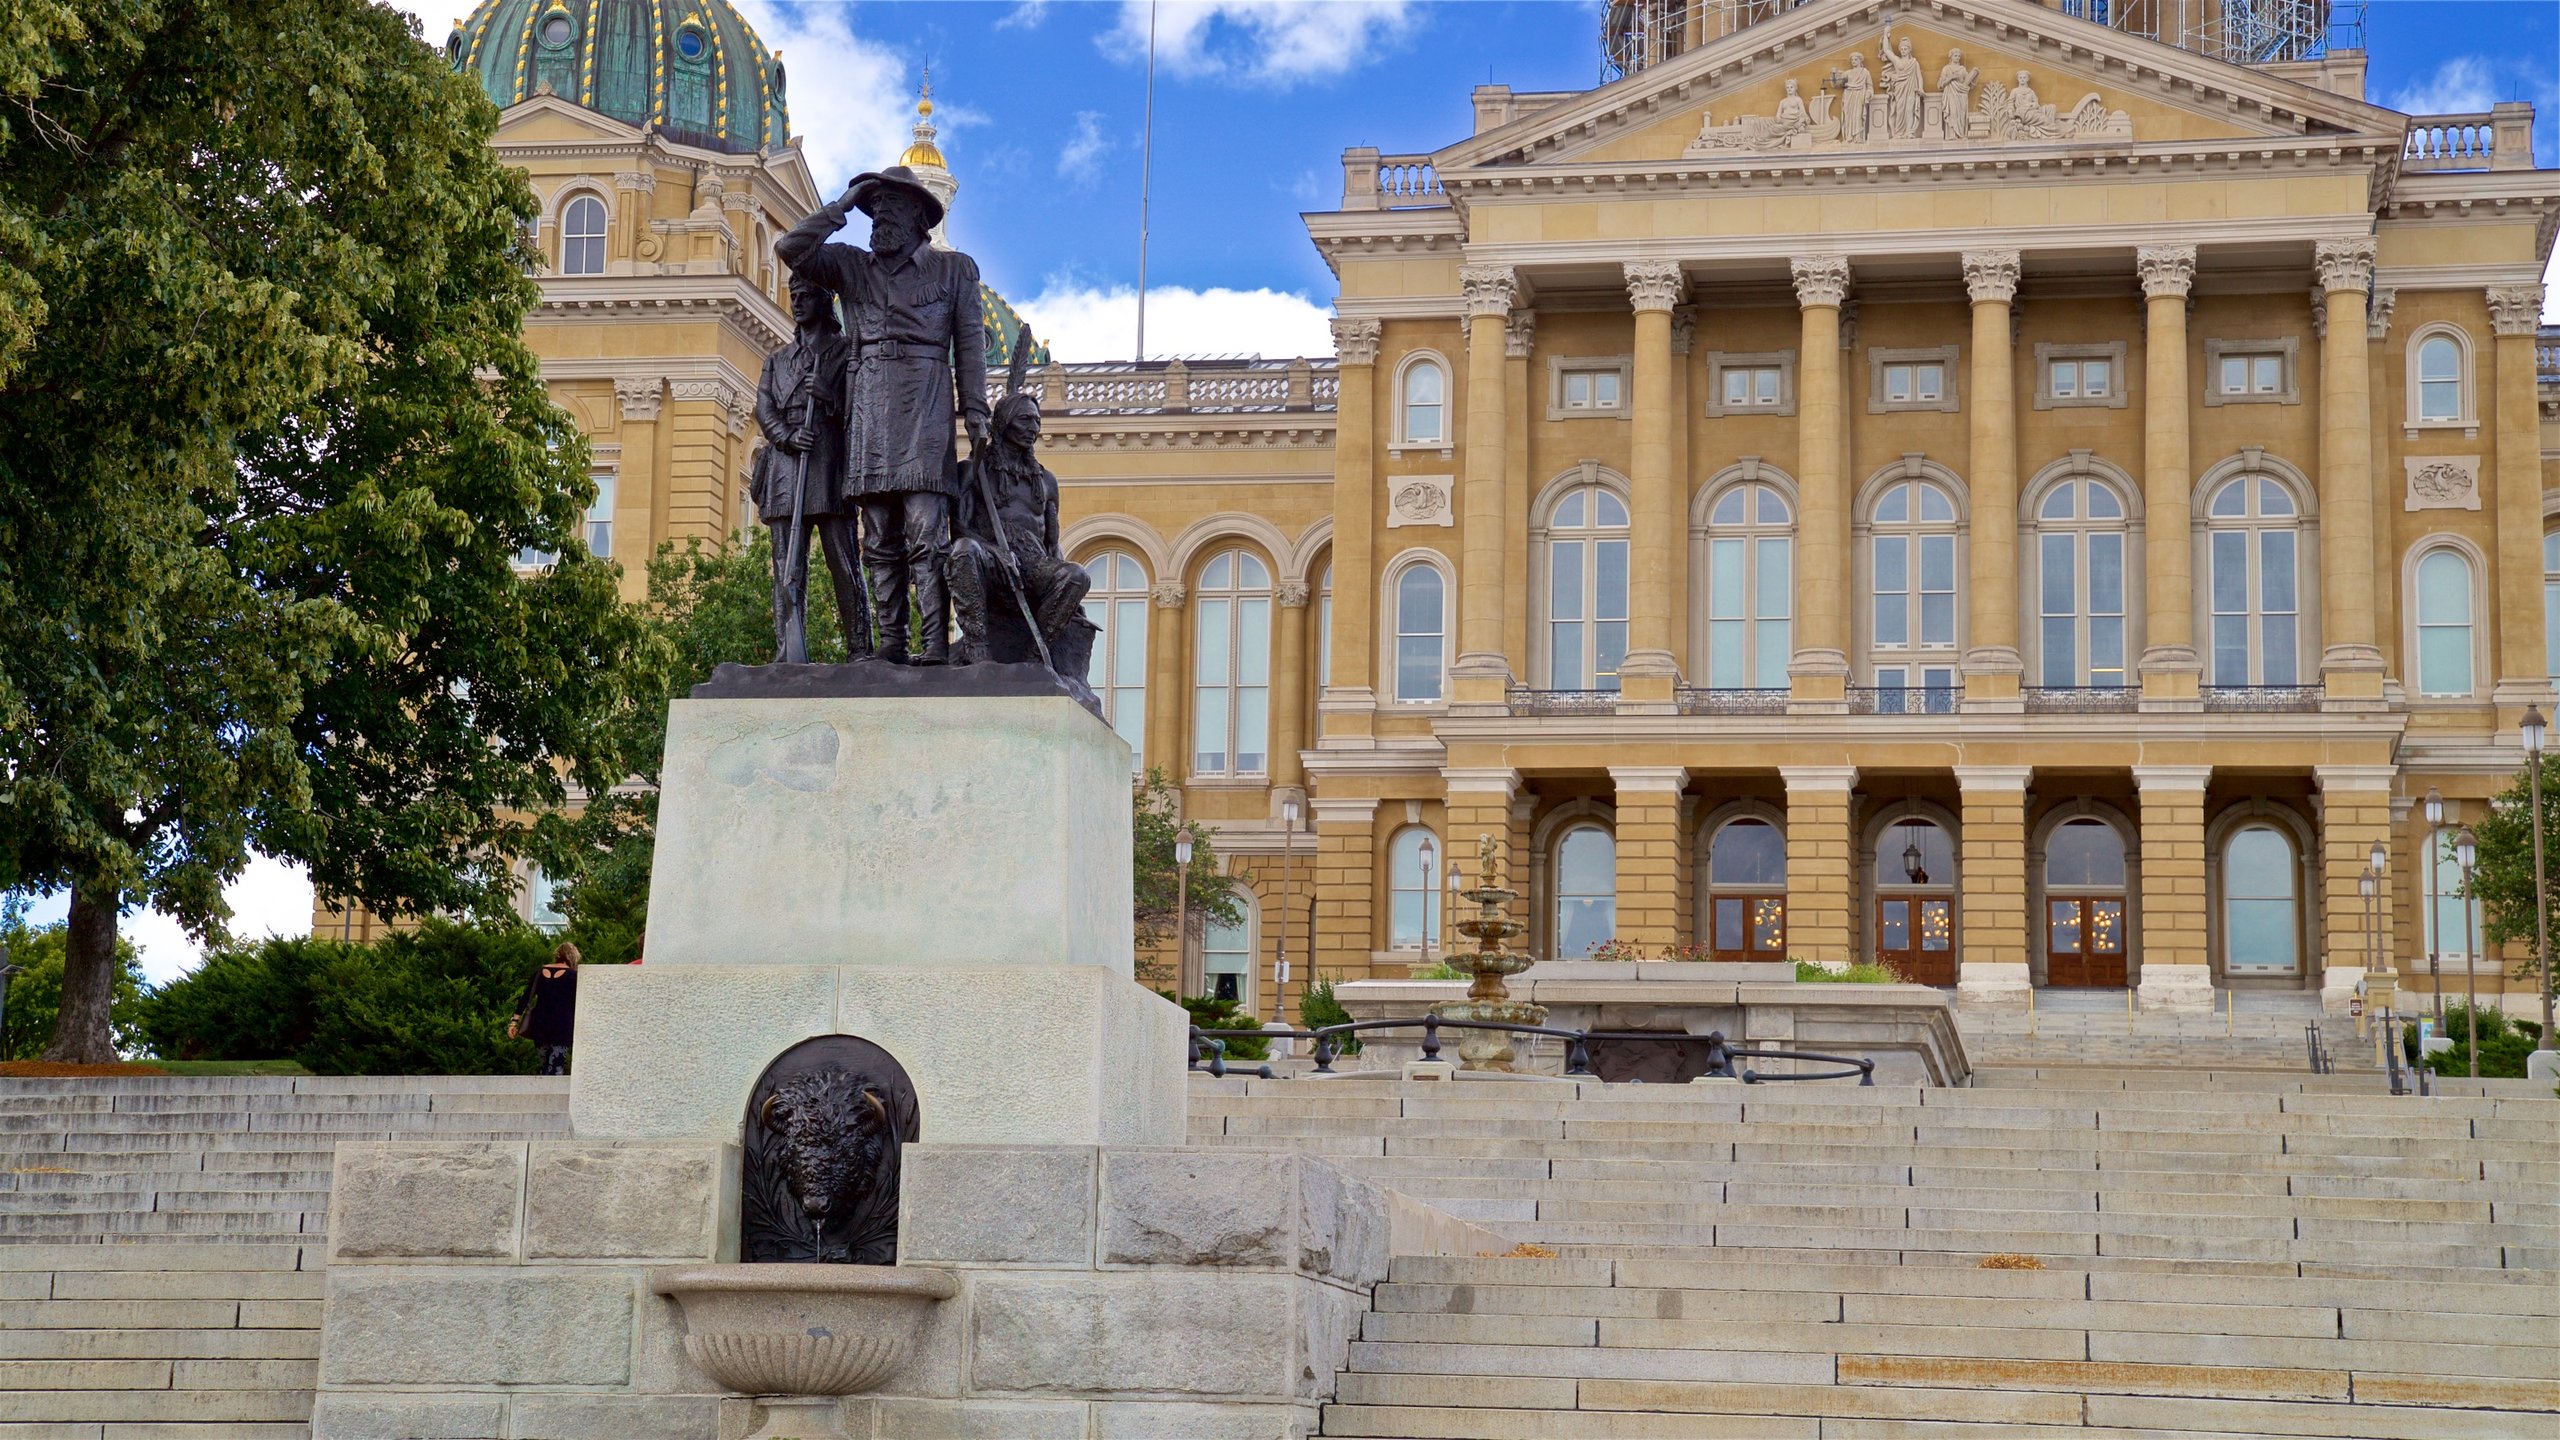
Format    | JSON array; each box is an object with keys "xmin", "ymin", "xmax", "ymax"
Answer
[
  {"xmin": 1331, "ymin": 316, "xmax": 1382, "ymax": 366},
  {"xmin": 2486, "ymin": 285, "xmax": 2545, "ymax": 336},
  {"xmin": 1504, "ymin": 309, "xmax": 1537, "ymax": 360},
  {"xmin": 2367, "ymin": 286, "xmax": 2397, "ymax": 341},
  {"xmin": 1458, "ymin": 263, "xmax": 1518, "ymax": 318},
  {"xmin": 1790, "ymin": 254, "xmax": 1850, "ymax": 310},
  {"xmin": 2135, "ymin": 244, "xmax": 2195, "ymax": 300},
  {"xmin": 2313, "ymin": 237, "xmax": 2376, "ymax": 296},
  {"xmin": 613, "ymin": 171, "xmax": 657, "ymax": 194},
  {"xmin": 614, "ymin": 375, "xmax": 664, "ymax": 421},
  {"xmin": 1623, "ymin": 259, "xmax": 1686, "ymax": 314},
  {"xmin": 1961, "ymin": 249, "xmax": 2020, "ymax": 305}
]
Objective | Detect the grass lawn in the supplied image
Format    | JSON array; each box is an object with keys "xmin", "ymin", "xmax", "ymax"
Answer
[{"xmin": 0, "ymin": 1058, "xmax": 310, "ymax": 1078}]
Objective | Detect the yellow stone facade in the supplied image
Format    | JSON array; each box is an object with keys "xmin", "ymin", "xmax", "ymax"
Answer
[{"xmin": 344, "ymin": 0, "xmax": 2560, "ymax": 1024}]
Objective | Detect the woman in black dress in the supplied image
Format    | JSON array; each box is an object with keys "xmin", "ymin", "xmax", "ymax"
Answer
[{"xmin": 508, "ymin": 943, "xmax": 581, "ymax": 1075}]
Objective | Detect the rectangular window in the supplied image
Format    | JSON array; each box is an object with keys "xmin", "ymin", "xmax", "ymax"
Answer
[
  {"xmin": 1705, "ymin": 352, "xmax": 1797, "ymax": 418},
  {"xmin": 2218, "ymin": 350, "xmax": 2288, "ymax": 396},
  {"xmin": 2040, "ymin": 531, "xmax": 2076, "ymax": 687},
  {"xmin": 1561, "ymin": 369, "xmax": 1622, "ymax": 410},
  {"xmin": 1549, "ymin": 359, "xmax": 1631, "ymax": 419},
  {"xmin": 2088, "ymin": 532, "xmax": 2125, "ymax": 686},
  {"xmin": 1722, "ymin": 366, "xmax": 1783, "ymax": 408},
  {"xmin": 1868, "ymin": 347, "xmax": 1959, "ymax": 413},
  {"xmin": 2048, "ymin": 358, "xmax": 2111, "ymax": 398},
  {"xmin": 584, "ymin": 475, "xmax": 615, "ymax": 558}
]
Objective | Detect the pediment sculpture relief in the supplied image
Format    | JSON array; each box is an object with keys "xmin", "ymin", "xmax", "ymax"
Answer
[{"xmin": 1687, "ymin": 27, "xmax": 2132, "ymax": 156}]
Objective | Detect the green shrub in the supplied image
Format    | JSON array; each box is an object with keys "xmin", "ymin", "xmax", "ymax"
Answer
[
  {"xmin": 1161, "ymin": 992, "xmax": 1270, "ymax": 1062},
  {"xmin": 1794, "ymin": 959, "xmax": 1905, "ymax": 984},
  {"xmin": 0, "ymin": 923, "xmax": 146, "ymax": 1060},
  {"xmin": 1298, "ymin": 973, "xmax": 1362, "ymax": 1055},
  {"xmin": 140, "ymin": 921, "xmax": 561, "ymax": 1075},
  {"xmin": 2402, "ymin": 1002, "xmax": 2516, "ymax": 1066},
  {"xmin": 1407, "ymin": 961, "xmax": 1468, "ymax": 980}
]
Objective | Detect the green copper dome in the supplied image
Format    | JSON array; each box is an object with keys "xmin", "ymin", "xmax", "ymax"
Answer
[{"xmin": 448, "ymin": 0, "xmax": 787, "ymax": 155}]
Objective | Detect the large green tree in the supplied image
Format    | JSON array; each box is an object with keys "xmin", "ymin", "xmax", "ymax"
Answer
[
  {"xmin": 0, "ymin": 3, "xmax": 663, "ymax": 1059},
  {"xmin": 2461, "ymin": 757, "xmax": 2560, "ymax": 998}
]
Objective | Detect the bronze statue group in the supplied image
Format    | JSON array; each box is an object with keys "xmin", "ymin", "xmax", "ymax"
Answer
[{"xmin": 752, "ymin": 165, "xmax": 1096, "ymax": 696}]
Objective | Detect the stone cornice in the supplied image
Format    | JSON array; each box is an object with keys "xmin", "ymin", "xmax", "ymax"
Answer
[
  {"xmin": 1039, "ymin": 417, "xmax": 1337, "ymax": 452},
  {"xmin": 533, "ymin": 275, "xmax": 792, "ymax": 352}
]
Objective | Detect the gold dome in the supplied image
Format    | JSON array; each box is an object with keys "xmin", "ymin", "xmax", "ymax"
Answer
[{"xmin": 898, "ymin": 72, "xmax": 947, "ymax": 170}]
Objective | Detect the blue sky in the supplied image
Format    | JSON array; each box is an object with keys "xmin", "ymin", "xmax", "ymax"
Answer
[{"xmin": 53, "ymin": 0, "xmax": 2560, "ymax": 982}]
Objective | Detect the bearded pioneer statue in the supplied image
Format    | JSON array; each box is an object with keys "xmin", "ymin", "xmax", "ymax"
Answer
[{"xmin": 776, "ymin": 165, "xmax": 992, "ymax": 666}]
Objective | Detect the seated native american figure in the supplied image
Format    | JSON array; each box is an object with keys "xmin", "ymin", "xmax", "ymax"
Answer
[{"xmin": 947, "ymin": 330, "xmax": 1104, "ymax": 717}]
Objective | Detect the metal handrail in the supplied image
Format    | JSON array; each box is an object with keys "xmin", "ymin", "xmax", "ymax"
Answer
[{"xmin": 1187, "ymin": 1020, "xmax": 1874, "ymax": 1085}]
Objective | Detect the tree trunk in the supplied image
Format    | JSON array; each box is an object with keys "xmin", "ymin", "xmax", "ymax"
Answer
[{"xmin": 41, "ymin": 879, "xmax": 120, "ymax": 1063}]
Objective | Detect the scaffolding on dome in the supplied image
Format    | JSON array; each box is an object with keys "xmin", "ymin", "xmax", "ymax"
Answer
[{"xmin": 1599, "ymin": 0, "xmax": 2363, "ymax": 83}]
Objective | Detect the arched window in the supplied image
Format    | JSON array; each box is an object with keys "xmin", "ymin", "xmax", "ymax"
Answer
[
  {"xmin": 2221, "ymin": 825, "xmax": 2299, "ymax": 976},
  {"xmin": 1869, "ymin": 477, "xmax": 1960, "ymax": 707},
  {"xmin": 2043, "ymin": 817, "xmax": 2128, "ymax": 987},
  {"xmin": 2413, "ymin": 331, "xmax": 2465, "ymax": 425},
  {"xmin": 1203, "ymin": 897, "xmax": 1254, "ymax": 1006},
  {"xmin": 1081, "ymin": 550, "xmax": 1149, "ymax": 766},
  {"xmin": 1399, "ymin": 357, "xmax": 1446, "ymax": 445},
  {"xmin": 1390, "ymin": 561, "xmax": 1446, "ymax": 702},
  {"xmin": 2545, "ymin": 532, "xmax": 2560, "ymax": 682},
  {"xmin": 1705, "ymin": 817, "xmax": 1786, "ymax": 958},
  {"xmin": 1546, "ymin": 483, "xmax": 1630, "ymax": 690},
  {"xmin": 2034, "ymin": 477, "xmax": 2129, "ymax": 688},
  {"xmin": 1387, "ymin": 827, "xmax": 1442, "ymax": 951},
  {"xmin": 1703, "ymin": 483, "xmax": 1792, "ymax": 690},
  {"xmin": 1554, "ymin": 825, "xmax": 1616, "ymax": 957},
  {"xmin": 1192, "ymin": 550, "xmax": 1271, "ymax": 776},
  {"xmin": 2204, "ymin": 475, "xmax": 2302, "ymax": 687},
  {"xmin": 560, "ymin": 194, "xmax": 607, "ymax": 276},
  {"xmin": 1874, "ymin": 814, "xmax": 1957, "ymax": 984},
  {"xmin": 2412, "ymin": 547, "xmax": 2476, "ymax": 697}
]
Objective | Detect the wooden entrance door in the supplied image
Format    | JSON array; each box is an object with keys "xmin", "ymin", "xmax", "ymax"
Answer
[
  {"xmin": 1876, "ymin": 893, "xmax": 1955, "ymax": 985},
  {"xmin": 2046, "ymin": 896, "xmax": 2127, "ymax": 987}
]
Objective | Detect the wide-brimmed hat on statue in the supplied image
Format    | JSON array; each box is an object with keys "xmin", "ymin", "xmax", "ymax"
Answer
[{"xmin": 845, "ymin": 166, "xmax": 945, "ymax": 231}]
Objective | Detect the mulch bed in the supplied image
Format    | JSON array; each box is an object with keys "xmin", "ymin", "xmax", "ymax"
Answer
[{"xmin": 0, "ymin": 1061, "xmax": 171, "ymax": 1078}]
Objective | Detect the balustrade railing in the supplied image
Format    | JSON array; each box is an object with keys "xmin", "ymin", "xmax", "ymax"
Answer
[
  {"xmin": 1188, "ymin": 1021, "xmax": 1875, "ymax": 1085},
  {"xmin": 1340, "ymin": 149, "xmax": 1450, "ymax": 210},
  {"xmin": 2539, "ymin": 327, "xmax": 2560, "ymax": 385},
  {"xmin": 1508, "ymin": 687, "xmax": 1621, "ymax": 716},
  {"xmin": 1677, "ymin": 686, "xmax": 1790, "ymax": 716},
  {"xmin": 2402, "ymin": 108, "xmax": 2533, "ymax": 173},
  {"xmin": 2023, "ymin": 685, "xmax": 2138, "ymax": 715},
  {"xmin": 2201, "ymin": 684, "xmax": 2322, "ymax": 713},
  {"xmin": 1848, "ymin": 684, "xmax": 1961, "ymax": 716},
  {"xmin": 989, "ymin": 358, "xmax": 1338, "ymax": 417}
]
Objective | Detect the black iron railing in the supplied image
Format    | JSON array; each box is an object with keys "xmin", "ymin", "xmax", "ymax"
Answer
[
  {"xmin": 2305, "ymin": 1022, "xmax": 2331, "ymax": 1074},
  {"xmin": 1677, "ymin": 686, "xmax": 1790, "ymax": 716},
  {"xmin": 1508, "ymin": 687, "xmax": 1620, "ymax": 716},
  {"xmin": 2023, "ymin": 686, "xmax": 2138, "ymax": 714},
  {"xmin": 2202, "ymin": 685, "xmax": 2322, "ymax": 713},
  {"xmin": 1848, "ymin": 684, "xmax": 1960, "ymax": 715},
  {"xmin": 1188, "ymin": 1020, "xmax": 1874, "ymax": 1085}
]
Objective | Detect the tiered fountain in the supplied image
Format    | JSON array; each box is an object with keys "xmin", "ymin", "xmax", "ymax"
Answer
[{"xmin": 1427, "ymin": 835, "xmax": 1545, "ymax": 1072}]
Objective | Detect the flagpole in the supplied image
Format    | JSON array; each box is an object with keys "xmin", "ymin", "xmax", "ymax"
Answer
[{"xmin": 1135, "ymin": 0, "xmax": 1156, "ymax": 362}]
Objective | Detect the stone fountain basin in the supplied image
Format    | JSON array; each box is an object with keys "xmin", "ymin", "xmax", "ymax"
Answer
[{"xmin": 650, "ymin": 1263, "xmax": 957, "ymax": 1397}]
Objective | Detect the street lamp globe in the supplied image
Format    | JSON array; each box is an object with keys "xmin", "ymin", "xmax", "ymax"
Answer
[
  {"xmin": 1282, "ymin": 796, "xmax": 1302, "ymax": 828},
  {"xmin": 2525, "ymin": 706, "xmax": 2548, "ymax": 757},
  {"xmin": 2424, "ymin": 787, "xmax": 2444, "ymax": 829},
  {"xmin": 2358, "ymin": 872, "xmax": 2375, "ymax": 900},
  {"xmin": 2369, "ymin": 839, "xmax": 2387, "ymax": 875},
  {"xmin": 2455, "ymin": 827, "xmax": 2477, "ymax": 873},
  {"xmin": 1173, "ymin": 830, "xmax": 1192, "ymax": 866}
]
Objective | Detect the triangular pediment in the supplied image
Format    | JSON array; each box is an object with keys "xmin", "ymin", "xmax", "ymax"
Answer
[
  {"xmin": 1438, "ymin": 0, "xmax": 2403, "ymax": 173},
  {"xmin": 493, "ymin": 94, "xmax": 647, "ymax": 147}
]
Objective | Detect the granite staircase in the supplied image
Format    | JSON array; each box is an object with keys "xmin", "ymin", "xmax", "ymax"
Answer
[
  {"xmin": 0, "ymin": 1075, "xmax": 570, "ymax": 1439},
  {"xmin": 1188, "ymin": 1070, "xmax": 2560, "ymax": 1438}
]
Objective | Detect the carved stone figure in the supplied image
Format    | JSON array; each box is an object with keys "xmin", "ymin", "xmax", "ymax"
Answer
[
  {"xmin": 1935, "ymin": 49, "xmax": 1979, "ymax": 139},
  {"xmin": 1839, "ymin": 51, "xmax": 1874, "ymax": 143},
  {"xmin": 741, "ymin": 1035, "xmax": 921, "ymax": 1265},
  {"xmin": 1880, "ymin": 34, "xmax": 1925, "ymax": 140},
  {"xmin": 1693, "ymin": 77, "xmax": 1832, "ymax": 153},
  {"xmin": 751, "ymin": 274, "xmax": 868, "ymax": 664},
  {"xmin": 948, "ymin": 330, "xmax": 1103, "ymax": 716},
  {"xmin": 776, "ymin": 164, "xmax": 993, "ymax": 665}
]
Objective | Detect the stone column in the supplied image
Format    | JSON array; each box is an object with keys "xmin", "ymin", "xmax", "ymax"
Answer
[
  {"xmin": 2133, "ymin": 765, "xmax": 2213, "ymax": 1008},
  {"xmin": 1323, "ymin": 318, "xmax": 1379, "ymax": 739},
  {"xmin": 611, "ymin": 377, "xmax": 663, "ymax": 602},
  {"xmin": 1610, "ymin": 766, "xmax": 1688, "ymax": 950},
  {"xmin": 1269, "ymin": 581, "xmax": 1312, "ymax": 797},
  {"xmin": 1502, "ymin": 311, "xmax": 1536, "ymax": 678},
  {"xmin": 2136, "ymin": 245, "xmax": 2200, "ymax": 704},
  {"xmin": 2315, "ymin": 237, "xmax": 2384, "ymax": 704},
  {"xmin": 1788, "ymin": 257, "xmax": 1853, "ymax": 707},
  {"xmin": 1450, "ymin": 264, "xmax": 1517, "ymax": 703},
  {"xmin": 1962, "ymin": 251, "xmax": 2024, "ymax": 704},
  {"xmin": 1443, "ymin": 767, "xmax": 1522, "ymax": 917},
  {"xmin": 2314, "ymin": 766, "xmax": 2397, "ymax": 992},
  {"xmin": 1780, "ymin": 766, "xmax": 1858, "ymax": 963},
  {"xmin": 1954, "ymin": 767, "xmax": 2032, "ymax": 1001},
  {"xmin": 2488, "ymin": 285, "xmax": 2552, "ymax": 709},
  {"xmin": 1311, "ymin": 796, "xmax": 1381, "ymax": 979},
  {"xmin": 1147, "ymin": 580, "xmax": 1187, "ymax": 781},
  {"xmin": 1621, "ymin": 260, "xmax": 1687, "ymax": 704}
]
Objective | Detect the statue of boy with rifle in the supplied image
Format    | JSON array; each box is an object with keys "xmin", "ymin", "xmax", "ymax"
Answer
[{"xmin": 751, "ymin": 273, "xmax": 868, "ymax": 662}]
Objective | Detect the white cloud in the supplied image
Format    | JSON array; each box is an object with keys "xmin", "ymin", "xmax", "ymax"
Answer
[
  {"xmin": 2389, "ymin": 56, "xmax": 2499, "ymax": 117},
  {"xmin": 1058, "ymin": 111, "xmax": 1113, "ymax": 183},
  {"xmin": 386, "ymin": 0, "xmax": 479, "ymax": 46},
  {"xmin": 17, "ymin": 856, "xmax": 316, "ymax": 987},
  {"xmin": 1015, "ymin": 281, "xmax": 1334, "ymax": 362},
  {"xmin": 1105, "ymin": 0, "xmax": 1420, "ymax": 87},
  {"xmin": 996, "ymin": 1, "xmax": 1052, "ymax": 31}
]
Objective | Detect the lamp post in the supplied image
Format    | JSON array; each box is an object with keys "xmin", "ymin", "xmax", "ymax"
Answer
[
  {"xmin": 2524, "ymin": 706, "xmax": 2555, "ymax": 1053},
  {"xmin": 2368, "ymin": 837, "xmax": 2386, "ymax": 993},
  {"xmin": 1173, "ymin": 826, "xmax": 1196, "ymax": 998},
  {"xmin": 1273, "ymin": 798, "xmax": 1301, "ymax": 1024},
  {"xmin": 2456, "ymin": 825, "xmax": 2481, "ymax": 1078},
  {"xmin": 2424, "ymin": 787, "xmax": 2446, "ymax": 1027},
  {"xmin": 2359, "ymin": 871, "xmax": 2377, "ymax": 1012},
  {"xmin": 1417, "ymin": 832, "xmax": 1438, "ymax": 970}
]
